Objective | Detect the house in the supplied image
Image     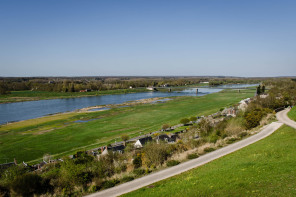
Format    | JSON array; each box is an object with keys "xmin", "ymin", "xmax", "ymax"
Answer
[
  {"xmin": 110, "ymin": 144, "xmax": 125, "ymax": 154},
  {"xmin": 156, "ymin": 134, "xmax": 170, "ymax": 143},
  {"xmin": 79, "ymin": 89, "xmax": 92, "ymax": 92},
  {"xmin": 238, "ymin": 98, "xmax": 251, "ymax": 111},
  {"xmin": 221, "ymin": 107, "xmax": 237, "ymax": 117},
  {"xmin": 146, "ymin": 87, "xmax": 157, "ymax": 91},
  {"xmin": 100, "ymin": 144, "xmax": 125, "ymax": 155},
  {"xmin": 0, "ymin": 162, "xmax": 15, "ymax": 170},
  {"xmin": 168, "ymin": 134, "xmax": 179, "ymax": 142},
  {"xmin": 134, "ymin": 136, "xmax": 152, "ymax": 148}
]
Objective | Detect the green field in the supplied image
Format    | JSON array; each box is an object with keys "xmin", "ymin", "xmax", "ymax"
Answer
[
  {"xmin": 123, "ymin": 125, "xmax": 296, "ymax": 197},
  {"xmin": 288, "ymin": 106, "xmax": 296, "ymax": 121},
  {"xmin": 0, "ymin": 89, "xmax": 254, "ymax": 163}
]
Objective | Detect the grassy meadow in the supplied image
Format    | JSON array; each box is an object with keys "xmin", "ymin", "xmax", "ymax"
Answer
[
  {"xmin": 123, "ymin": 125, "xmax": 296, "ymax": 197},
  {"xmin": 0, "ymin": 89, "xmax": 254, "ymax": 163}
]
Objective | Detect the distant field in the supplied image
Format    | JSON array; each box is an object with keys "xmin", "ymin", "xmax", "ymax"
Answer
[
  {"xmin": 288, "ymin": 106, "xmax": 296, "ymax": 121},
  {"xmin": 0, "ymin": 88, "xmax": 148, "ymax": 103},
  {"xmin": 0, "ymin": 89, "xmax": 254, "ymax": 163},
  {"xmin": 123, "ymin": 125, "xmax": 296, "ymax": 197}
]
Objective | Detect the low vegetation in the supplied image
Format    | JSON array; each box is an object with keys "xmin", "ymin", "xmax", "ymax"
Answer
[{"xmin": 123, "ymin": 125, "xmax": 296, "ymax": 197}]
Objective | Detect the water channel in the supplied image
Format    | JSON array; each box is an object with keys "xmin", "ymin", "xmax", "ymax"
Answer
[{"xmin": 0, "ymin": 84, "xmax": 256, "ymax": 125}]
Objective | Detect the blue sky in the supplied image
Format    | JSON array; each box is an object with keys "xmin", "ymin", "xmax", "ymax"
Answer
[{"xmin": 1, "ymin": 0, "xmax": 296, "ymax": 77}]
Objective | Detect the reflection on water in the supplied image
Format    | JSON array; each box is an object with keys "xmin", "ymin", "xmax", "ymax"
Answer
[{"xmin": 0, "ymin": 84, "xmax": 256, "ymax": 124}]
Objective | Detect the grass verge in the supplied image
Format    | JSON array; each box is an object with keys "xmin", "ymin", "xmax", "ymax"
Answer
[
  {"xmin": 123, "ymin": 125, "xmax": 296, "ymax": 197},
  {"xmin": 288, "ymin": 106, "xmax": 296, "ymax": 121}
]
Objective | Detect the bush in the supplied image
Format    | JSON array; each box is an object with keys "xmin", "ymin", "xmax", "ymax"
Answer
[
  {"xmin": 133, "ymin": 155, "xmax": 142, "ymax": 169},
  {"xmin": 133, "ymin": 168, "xmax": 145, "ymax": 176},
  {"xmin": 88, "ymin": 185, "xmax": 99, "ymax": 192},
  {"xmin": 204, "ymin": 147, "xmax": 216, "ymax": 152},
  {"xmin": 162, "ymin": 124, "xmax": 170, "ymax": 130},
  {"xmin": 189, "ymin": 117, "xmax": 197, "ymax": 122},
  {"xmin": 11, "ymin": 173, "xmax": 47, "ymax": 196},
  {"xmin": 180, "ymin": 118, "xmax": 190, "ymax": 125},
  {"xmin": 226, "ymin": 137, "xmax": 237, "ymax": 144},
  {"xmin": 166, "ymin": 160, "xmax": 180, "ymax": 167},
  {"xmin": 121, "ymin": 176, "xmax": 135, "ymax": 183},
  {"xmin": 187, "ymin": 153, "xmax": 199, "ymax": 159},
  {"xmin": 239, "ymin": 131, "xmax": 248, "ymax": 138},
  {"xmin": 225, "ymin": 117, "xmax": 245, "ymax": 136},
  {"xmin": 0, "ymin": 184, "xmax": 10, "ymax": 197},
  {"xmin": 209, "ymin": 134, "xmax": 219, "ymax": 143},
  {"xmin": 142, "ymin": 142, "xmax": 170, "ymax": 167},
  {"xmin": 102, "ymin": 179, "xmax": 119, "ymax": 189}
]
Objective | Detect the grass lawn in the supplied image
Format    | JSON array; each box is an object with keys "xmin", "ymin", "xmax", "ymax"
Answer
[
  {"xmin": 288, "ymin": 106, "xmax": 296, "ymax": 121},
  {"xmin": 0, "ymin": 89, "xmax": 254, "ymax": 163},
  {"xmin": 123, "ymin": 125, "xmax": 296, "ymax": 197}
]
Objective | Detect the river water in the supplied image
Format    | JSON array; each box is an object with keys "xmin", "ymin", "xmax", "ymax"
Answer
[{"xmin": 0, "ymin": 84, "xmax": 256, "ymax": 124}]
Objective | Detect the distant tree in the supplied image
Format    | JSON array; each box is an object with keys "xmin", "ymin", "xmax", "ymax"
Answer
[
  {"xmin": 180, "ymin": 118, "xmax": 190, "ymax": 125},
  {"xmin": 256, "ymin": 85, "xmax": 261, "ymax": 95},
  {"xmin": 189, "ymin": 117, "xmax": 197, "ymax": 122},
  {"xmin": 0, "ymin": 82, "xmax": 10, "ymax": 95},
  {"xmin": 121, "ymin": 134, "xmax": 130, "ymax": 146},
  {"xmin": 162, "ymin": 124, "xmax": 170, "ymax": 130},
  {"xmin": 70, "ymin": 83, "xmax": 75, "ymax": 92},
  {"xmin": 261, "ymin": 85, "xmax": 265, "ymax": 93}
]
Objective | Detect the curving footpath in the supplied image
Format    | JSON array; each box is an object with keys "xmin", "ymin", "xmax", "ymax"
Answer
[
  {"xmin": 86, "ymin": 109, "xmax": 296, "ymax": 197},
  {"xmin": 276, "ymin": 107, "xmax": 296, "ymax": 129}
]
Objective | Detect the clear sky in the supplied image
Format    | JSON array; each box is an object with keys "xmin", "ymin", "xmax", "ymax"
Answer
[{"xmin": 1, "ymin": 0, "xmax": 296, "ymax": 77}]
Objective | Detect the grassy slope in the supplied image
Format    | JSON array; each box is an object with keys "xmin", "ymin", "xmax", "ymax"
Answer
[
  {"xmin": 288, "ymin": 106, "xmax": 296, "ymax": 121},
  {"xmin": 123, "ymin": 125, "xmax": 296, "ymax": 197},
  {"xmin": 0, "ymin": 89, "xmax": 254, "ymax": 163}
]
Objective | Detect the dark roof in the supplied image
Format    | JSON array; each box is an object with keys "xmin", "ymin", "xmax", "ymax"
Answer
[
  {"xmin": 157, "ymin": 134, "xmax": 170, "ymax": 141},
  {"xmin": 139, "ymin": 136, "xmax": 152, "ymax": 145},
  {"xmin": 110, "ymin": 144, "xmax": 125, "ymax": 152},
  {"xmin": 0, "ymin": 162, "xmax": 15, "ymax": 169}
]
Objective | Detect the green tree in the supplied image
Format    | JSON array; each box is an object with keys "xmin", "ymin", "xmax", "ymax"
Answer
[
  {"xmin": 162, "ymin": 124, "xmax": 170, "ymax": 130},
  {"xmin": 121, "ymin": 134, "xmax": 130, "ymax": 146},
  {"xmin": 180, "ymin": 118, "xmax": 190, "ymax": 125},
  {"xmin": 261, "ymin": 85, "xmax": 265, "ymax": 93},
  {"xmin": 189, "ymin": 117, "xmax": 197, "ymax": 122},
  {"xmin": 0, "ymin": 82, "xmax": 10, "ymax": 95},
  {"xmin": 256, "ymin": 85, "xmax": 261, "ymax": 95}
]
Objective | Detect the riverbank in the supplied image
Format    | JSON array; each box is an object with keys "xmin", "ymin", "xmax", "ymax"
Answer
[{"xmin": 0, "ymin": 88, "xmax": 149, "ymax": 104}]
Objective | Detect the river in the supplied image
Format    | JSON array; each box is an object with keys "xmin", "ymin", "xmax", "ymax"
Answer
[{"xmin": 0, "ymin": 84, "xmax": 256, "ymax": 125}]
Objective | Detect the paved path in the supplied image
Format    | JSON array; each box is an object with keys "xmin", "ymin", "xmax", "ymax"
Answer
[
  {"xmin": 86, "ymin": 121, "xmax": 283, "ymax": 197},
  {"xmin": 276, "ymin": 107, "xmax": 296, "ymax": 129}
]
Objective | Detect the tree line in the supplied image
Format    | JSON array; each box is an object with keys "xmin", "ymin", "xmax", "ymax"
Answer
[{"xmin": 0, "ymin": 77, "xmax": 262, "ymax": 95}]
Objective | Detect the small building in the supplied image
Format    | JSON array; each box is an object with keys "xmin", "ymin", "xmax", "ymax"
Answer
[
  {"xmin": 146, "ymin": 87, "xmax": 157, "ymax": 91},
  {"xmin": 156, "ymin": 134, "xmax": 170, "ymax": 143},
  {"xmin": 79, "ymin": 89, "xmax": 92, "ymax": 92},
  {"xmin": 134, "ymin": 136, "xmax": 152, "ymax": 148},
  {"xmin": 0, "ymin": 162, "xmax": 15, "ymax": 170}
]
